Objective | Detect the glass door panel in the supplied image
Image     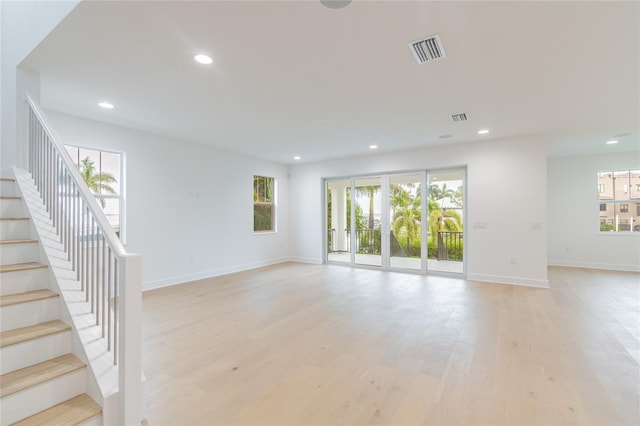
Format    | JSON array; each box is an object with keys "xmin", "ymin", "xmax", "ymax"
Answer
[
  {"xmin": 327, "ymin": 180, "xmax": 351, "ymax": 263},
  {"xmin": 427, "ymin": 170, "xmax": 464, "ymax": 274},
  {"xmin": 354, "ymin": 177, "xmax": 382, "ymax": 267},
  {"xmin": 389, "ymin": 174, "xmax": 423, "ymax": 271}
]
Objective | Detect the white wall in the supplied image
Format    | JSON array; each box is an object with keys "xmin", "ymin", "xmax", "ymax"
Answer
[
  {"xmin": 1, "ymin": 0, "xmax": 79, "ymax": 170},
  {"xmin": 288, "ymin": 136, "xmax": 549, "ymax": 287},
  {"xmin": 548, "ymin": 152, "xmax": 640, "ymax": 271},
  {"xmin": 45, "ymin": 110, "xmax": 290, "ymax": 290}
]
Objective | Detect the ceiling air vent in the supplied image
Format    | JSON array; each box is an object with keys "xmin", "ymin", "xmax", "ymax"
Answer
[
  {"xmin": 408, "ymin": 34, "xmax": 446, "ymax": 64},
  {"xmin": 451, "ymin": 113, "xmax": 469, "ymax": 122}
]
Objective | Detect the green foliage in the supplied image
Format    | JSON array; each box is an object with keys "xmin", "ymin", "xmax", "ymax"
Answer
[
  {"xmin": 254, "ymin": 175, "xmax": 274, "ymax": 231},
  {"xmin": 429, "ymin": 183, "xmax": 454, "ymax": 208},
  {"xmin": 254, "ymin": 204, "xmax": 273, "ymax": 232},
  {"xmin": 327, "ymin": 187, "xmax": 332, "ymax": 229},
  {"xmin": 429, "ymin": 209, "xmax": 462, "ymax": 237},
  {"xmin": 427, "ymin": 235, "xmax": 463, "ymax": 261},
  {"xmin": 451, "ymin": 186, "xmax": 463, "ymax": 208},
  {"xmin": 346, "ymin": 192, "xmax": 367, "ymax": 230},
  {"xmin": 77, "ymin": 157, "xmax": 117, "ymax": 208},
  {"xmin": 254, "ymin": 176, "xmax": 273, "ymax": 202},
  {"xmin": 357, "ymin": 229, "xmax": 381, "ymax": 254},
  {"xmin": 356, "ymin": 185, "xmax": 380, "ymax": 230},
  {"xmin": 600, "ymin": 223, "xmax": 615, "ymax": 232}
]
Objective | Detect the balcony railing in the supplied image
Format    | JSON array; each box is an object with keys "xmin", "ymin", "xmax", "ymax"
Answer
[
  {"xmin": 328, "ymin": 228, "xmax": 463, "ymax": 262},
  {"xmin": 437, "ymin": 231, "xmax": 463, "ymax": 261}
]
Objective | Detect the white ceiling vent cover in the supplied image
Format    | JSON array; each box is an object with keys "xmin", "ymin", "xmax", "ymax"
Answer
[{"xmin": 408, "ymin": 34, "xmax": 446, "ymax": 64}]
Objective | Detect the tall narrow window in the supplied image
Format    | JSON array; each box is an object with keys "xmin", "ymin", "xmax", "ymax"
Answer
[{"xmin": 254, "ymin": 175, "xmax": 275, "ymax": 232}]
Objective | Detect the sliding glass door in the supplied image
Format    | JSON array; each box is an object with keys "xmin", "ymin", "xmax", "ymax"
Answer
[
  {"xmin": 427, "ymin": 170, "xmax": 464, "ymax": 274},
  {"xmin": 354, "ymin": 177, "xmax": 382, "ymax": 267},
  {"xmin": 389, "ymin": 174, "xmax": 424, "ymax": 271},
  {"xmin": 327, "ymin": 180, "xmax": 351, "ymax": 263},
  {"xmin": 326, "ymin": 168, "xmax": 464, "ymax": 276}
]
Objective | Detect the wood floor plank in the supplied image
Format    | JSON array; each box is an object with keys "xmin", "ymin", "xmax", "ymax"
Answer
[
  {"xmin": 12, "ymin": 393, "xmax": 101, "ymax": 426},
  {"xmin": 0, "ymin": 353, "xmax": 84, "ymax": 397},
  {"xmin": 0, "ymin": 289, "xmax": 58, "ymax": 307},
  {"xmin": 0, "ymin": 320, "xmax": 70, "ymax": 348},
  {"xmin": 141, "ymin": 263, "xmax": 640, "ymax": 425}
]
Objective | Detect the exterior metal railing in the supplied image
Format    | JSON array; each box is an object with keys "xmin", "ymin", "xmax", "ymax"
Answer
[
  {"xmin": 25, "ymin": 93, "xmax": 141, "ymax": 424},
  {"xmin": 437, "ymin": 231, "xmax": 463, "ymax": 260}
]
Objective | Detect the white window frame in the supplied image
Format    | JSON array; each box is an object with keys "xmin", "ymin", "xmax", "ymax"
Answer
[
  {"xmin": 253, "ymin": 175, "xmax": 277, "ymax": 233},
  {"xmin": 597, "ymin": 169, "xmax": 639, "ymax": 235},
  {"xmin": 65, "ymin": 144, "xmax": 127, "ymax": 243}
]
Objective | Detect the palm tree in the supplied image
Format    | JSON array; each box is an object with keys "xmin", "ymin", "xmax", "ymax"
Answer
[
  {"xmin": 428, "ymin": 208, "xmax": 462, "ymax": 237},
  {"xmin": 356, "ymin": 185, "xmax": 380, "ymax": 230},
  {"xmin": 77, "ymin": 157, "xmax": 117, "ymax": 208},
  {"xmin": 451, "ymin": 186, "xmax": 463, "ymax": 209},
  {"xmin": 393, "ymin": 202, "xmax": 421, "ymax": 255},
  {"xmin": 389, "ymin": 184, "xmax": 410, "ymax": 219},
  {"xmin": 429, "ymin": 183, "xmax": 455, "ymax": 209}
]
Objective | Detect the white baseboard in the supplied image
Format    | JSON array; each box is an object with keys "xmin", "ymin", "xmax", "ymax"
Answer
[
  {"xmin": 286, "ymin": 256, "xmax": 323, "ymax": 265},
  {"xmin": 466, "ymin": 273, "xmax": 550, "ymax": 288},
  {"xmin": 143, "ymin": 257, "xmax": 291, "ymax": 291},
  {"xmin": 548, "ymin": 260, "xmax": 640, "ymax": 273}
]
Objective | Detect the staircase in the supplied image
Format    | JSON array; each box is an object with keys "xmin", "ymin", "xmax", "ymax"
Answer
[{"xmin": 0, "ymin": 177, "xmax": 102, "ymax": 425}]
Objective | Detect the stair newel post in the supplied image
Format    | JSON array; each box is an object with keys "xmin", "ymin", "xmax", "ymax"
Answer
[{"xmin": 117, "ymin": 253, "xmax": 142, "ymax": 425}]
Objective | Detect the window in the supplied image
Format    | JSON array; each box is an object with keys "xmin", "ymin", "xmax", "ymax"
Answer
[
  {"xmin": 253, "ymin": 175, "xmax": 275, "ymax": 232},
  {"xmin": 597, "ymin": 169, "xmax": 640, "ymax": 233},
  {"xmin": 65, "ymin": 145, "xmax": 126, "ymax": 241}
]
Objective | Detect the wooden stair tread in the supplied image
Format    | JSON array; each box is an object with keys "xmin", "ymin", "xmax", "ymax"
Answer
[
  {"xmin": 0, "ymin": 196, "xmax": 21, "ymax": 200},
  {"xmin": 0, "ymin": 239, "xmax": 38, "ymax": 245},
  {"xmin": 12, "ymin": 393, "xmax": 102, "ymax": 426},
  {"xmin": 0, "ymin": 217, "xmax": 29, "ymax": 221},
  {"xmin": 0, "ymin": 289, "xmax": 58, "ymax": 307},
  {"xmin": 0, "ymin": 320, "xmax": 70, "ymax": 348},
  {"xmin": 0, "ymin": 178, "xmax": 15, "ymax": 182},
  {"xmin": 0, "ymin": 353, "xmax": 85, "ymax": 398},
  {"xmin": 0, "ymin": 262, "xmax": 48, "ymax": 273}
]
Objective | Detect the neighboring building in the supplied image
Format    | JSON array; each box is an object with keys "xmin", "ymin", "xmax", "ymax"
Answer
[{"xmin": 598, "ymin": 170, "xmax": 640, "ymax": 232}]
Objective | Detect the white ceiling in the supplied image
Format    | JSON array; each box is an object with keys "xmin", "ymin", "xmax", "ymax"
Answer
[{"xmin": 21, "ymin": 1, "xmax": 639, "ymax": 164}]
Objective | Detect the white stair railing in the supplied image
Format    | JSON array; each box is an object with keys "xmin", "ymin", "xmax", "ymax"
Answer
[{"xmin": 24, "ymin": 93, "xmax": 142, "ymax": 425}]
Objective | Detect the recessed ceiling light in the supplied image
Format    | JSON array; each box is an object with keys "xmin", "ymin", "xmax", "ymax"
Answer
[
  {"xmin": 98, "ymin": 102, "xmax": 114, "ymax": 109},
  {"xmin": 369, "ymin": 144, "xmax": 378, "ymax": 149},
  {"xmin": 478, "ymin": 129, "xmax": 490, "ymax": 135},
  {"xmin": 606, "ymin": 140, "xmax": 618, "ymax": 145},
  {"xmin": 293, "ymin": 156, "xmax": 301, "ymax": 160},
  {"xmin": 194, "ymin": 54, "xmax": 213, "ymax": 65}
]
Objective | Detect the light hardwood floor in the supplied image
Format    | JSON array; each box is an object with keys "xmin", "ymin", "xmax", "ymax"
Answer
[{"xmin": 142, "ymin": 263, "xmax": 640, "ymax": 425}]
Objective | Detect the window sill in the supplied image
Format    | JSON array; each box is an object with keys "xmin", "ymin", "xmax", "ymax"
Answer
[{"xmin": 254, "ymin": 231, "xmax": 278, "ymax": 235}]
